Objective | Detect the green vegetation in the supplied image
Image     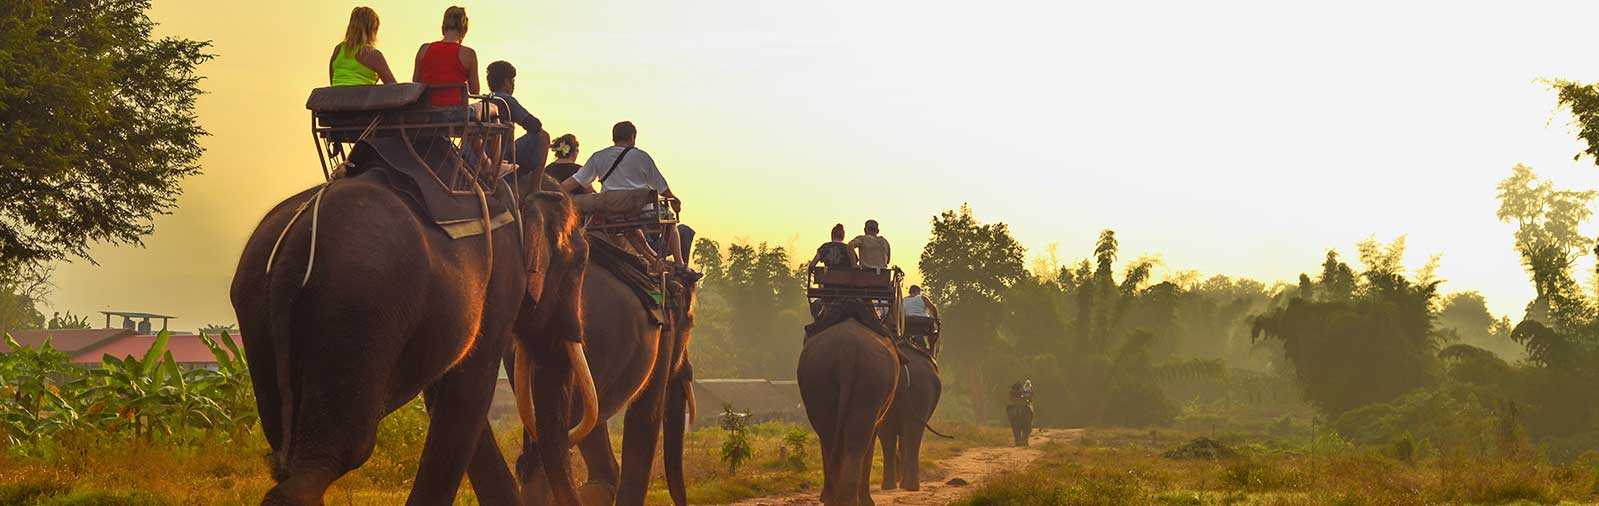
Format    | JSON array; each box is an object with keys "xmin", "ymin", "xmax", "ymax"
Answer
[
  {"xmin": 0, "ymin": 0, "xmax": 211, "ymax": 277},
  {"xmin": 956, "ymin": 428, "xmax": 1597, "ymax": 506},
  {"xmin": 0, "ymin": 331, "xmax": 254, "ymax": 447},
  {"xmin": 719, "ymin": 404, "xmax": 754, "ymax": 473}
]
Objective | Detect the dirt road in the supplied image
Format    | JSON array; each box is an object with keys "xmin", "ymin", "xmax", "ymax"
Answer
[{"xmin": 717, "ymin": 428, "xmax": 1080, "ymax": 506}]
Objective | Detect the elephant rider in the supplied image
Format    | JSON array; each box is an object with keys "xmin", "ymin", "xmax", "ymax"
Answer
[
  {"xmin": 849, "ymin": 219, "xmax": 890, "ymax": 270},
  {"xmin": 560, "ymin": 121, "xmax": 693, "ymax": 276},
  {"xmin": 902, "ymin": 285, "xmax": 939, "ymax": 350},
  {"xmin": 484, "ymin": 60, "xmax": 550, "ymax": 171},
  {"xmin": 807, "ymin": 224, "xmax": 858, "ymax": 318},
  {"xmin": 1009, "ymin": 382, "xmax": 1033, "ymax": 406}
]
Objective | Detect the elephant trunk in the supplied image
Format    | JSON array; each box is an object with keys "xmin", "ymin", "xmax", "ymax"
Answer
[{"xmin": 513, "ymin": 341, "xmax": 601, "ymax": 444}]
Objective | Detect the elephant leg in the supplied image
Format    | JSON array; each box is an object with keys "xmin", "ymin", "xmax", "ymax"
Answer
[
  {"xmin": 897, "ymin": 417, "xmax": 926, "ymax": 491},
  {"xmin": 408, "ymin": 352, "xmax": 500, "ymax": 506},
  {"xmin": 615, "ymin": 374, "xmax": 668, "ymax": 506},
  {"xmin": 262, "ymin": 338, "xmax": 388, "ymax": 506},
  {"xmin": 577, "ymin": 423, "xmax": 619, "ymax": 506},
  {"xmin": 531, "ymin": 340, "xmax": 582, "ymax": 506},
  {"xmin": 466, "ymin": 421, "xmax": 520, "ymax": 506},
  {"xmin": 877, "ymin": 422, "xmax": 898, "ymax": 491},
  {"xmin": 513, "ymin": 430, "xmax": 552, "ymax": 506}
]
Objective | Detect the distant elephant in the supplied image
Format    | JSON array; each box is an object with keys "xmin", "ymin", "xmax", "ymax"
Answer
[
  {"xmin": 502, "ymin": 245, "xmax": 698, "ymax": 506},
  {"xmin": 878, "ymin": 343, "xmax": 940, "ymax": 491},
  {"xmin": 798, "ymin": 308, "xmax": 899, "ymax": 506},
  {"xmin": 231, "ymin": 170, "xmax": 597, "ymax": 506},
  {"xmin": 1007, "ymin": 402, "xmax": 1034, "ymax": 447}
]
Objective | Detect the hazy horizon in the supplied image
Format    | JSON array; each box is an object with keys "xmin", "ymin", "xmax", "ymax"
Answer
[{"xmin": 40, "ymin": 0, "xmax": 1599, "ymax": 330}]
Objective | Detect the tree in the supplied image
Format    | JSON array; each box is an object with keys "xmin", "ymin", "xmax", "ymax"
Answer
[
  {"xmin": 0, "ymin": 264, "xmax": 50, "ymax": 333},
  {"xmin": 1252, "ymin": 238, "xmax": 1441, "ymax": 416},
  {"xmin": 0, "ymin": 0, "xmax": 212, "ymax": 274},
  {"xmin": 1495, "ymin": 164, "xmax": 1597, "ymax": 331},
  {"xmin": 919, "ymin": 205, "xmax": 1028, "ymax": 309},
  {"xmin": 1549, "ymin": 79, "xmax": 1599, "ymax": 166}
]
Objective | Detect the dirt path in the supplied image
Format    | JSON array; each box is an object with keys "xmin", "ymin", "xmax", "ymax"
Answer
[{"xmin": 717, "ymin": 428, "xmax": 1081, "ymax": 506}]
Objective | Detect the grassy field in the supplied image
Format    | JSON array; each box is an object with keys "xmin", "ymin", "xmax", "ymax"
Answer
[
  {"xmin": 0, "ymin": 402, "xmax": 1006, "ymax": 506},
  {"xmin": 955, "ymin": 428, "xmax": 1599, "ymax": 506}
]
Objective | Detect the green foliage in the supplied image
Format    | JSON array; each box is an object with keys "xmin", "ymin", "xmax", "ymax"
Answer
[
  {"xmin": 1251, "ymin": 239, "xmax": 1440, "ymax": 416},
  {"xmin": 1550, "ymin": 79, "xmax": 1599, "ymax": 167},
  {"xmin": 0, "ymin": 0, "xmax": 212, "ymax": 272},
  {"xmin": 920, "ymin": 204, "xmax": 1029, "ymax": 309},
  {"xmin": 781, "ymin": 427, "xmax": 808, "ymax": 470},
  {"xmin": 0, "ymin": 331, "xmax": 255, "ymax": 448},
  {"xmin": 46, "ymin": 312, "xmax": 91, "ymax": 330},
  {"xmin": 689, "ymin": 238, "xmax": 807, "ymax": 378},
  {"xmin": 719, "ymin": 404, "xmax": 753, "ymax": 474},
  {"xmin": 0, "ymin": 265, "xmax": 50, "ymax": 334}
]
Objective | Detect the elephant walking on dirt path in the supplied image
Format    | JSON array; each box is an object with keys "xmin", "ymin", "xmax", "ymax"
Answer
[
  {"xmin": 798, "ymin": 308, "xmax": 899, "ymax": 506},
  {"xmin": 232, "ymin": 171, "xmax": 597, "ymax": 506},
  {"xmin": 878, "ymin": 342, "xmax": 940, "ymax": 491},
  {"xmin": 499, "ymin": 247, "xmax": 698, "ymax": 506}
]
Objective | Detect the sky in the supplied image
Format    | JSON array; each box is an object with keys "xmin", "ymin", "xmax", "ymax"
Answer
[{"xmin": 43, "ymin": 0, "xmax": 1599, "ymax": 329}]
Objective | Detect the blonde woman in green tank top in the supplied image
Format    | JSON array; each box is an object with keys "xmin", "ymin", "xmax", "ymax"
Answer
[{"xmin": 328, "ymin": 6, "xmax": 396, "ymax": 86}]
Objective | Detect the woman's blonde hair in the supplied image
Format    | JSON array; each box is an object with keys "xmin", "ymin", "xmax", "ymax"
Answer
[
  {"xmin": 343, "ymin": 7, "xmax": 380, "ymax": 51},
  {"xmin": 442, "ymin": 6, "xmax": 469, "ymax": 34}
]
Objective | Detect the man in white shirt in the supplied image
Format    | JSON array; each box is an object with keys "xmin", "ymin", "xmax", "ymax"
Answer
[
  {"xmin": 561, "ymin": 121, "xmax": 688, "ymax": 271},
  {"xmin": 902, "ymin": 285, "xmax": 940, "ymax": 350}
]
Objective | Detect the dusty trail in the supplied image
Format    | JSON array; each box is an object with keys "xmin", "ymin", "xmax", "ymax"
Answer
[{"xmin": 717, "ymin": 428, "xmax": 1081, "ymax": 506}]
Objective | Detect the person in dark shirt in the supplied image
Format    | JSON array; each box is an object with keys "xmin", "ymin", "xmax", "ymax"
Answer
[
  {"xmin": 809, "ymin": 224, "xmax": 858, "ymax": 271},
  {"xmin": 546, "ymin": 133, "xmax": 582, "ymax": 183},
  {"xmin": 484, "ymin": 60, "xmax": 549, "ymax": 170}
]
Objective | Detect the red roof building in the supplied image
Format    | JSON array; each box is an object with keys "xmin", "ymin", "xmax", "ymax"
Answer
[
  {"xmin": 72, "ymin": 334, "xmax": 237, "ymax": 365},
  {"xmin": 3, "ymin": 328, "xmax": 136, "ymax": 357}
]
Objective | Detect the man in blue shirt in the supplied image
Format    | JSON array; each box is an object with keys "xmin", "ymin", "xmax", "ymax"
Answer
[{"xmin": 485, "ymin": 61, "xmax": 548, "ymax": 173}]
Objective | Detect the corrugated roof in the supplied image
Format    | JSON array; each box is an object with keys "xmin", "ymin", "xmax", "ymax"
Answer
[
  {"xmin": 75, "ymin": 334, "xmax": 237, "ymax": 364},
  {"xmin": 692, "ymin": 378, "xmax": 806, "ymax": 422},
  {"xmin": 4, "ymin": 329, "xmax": 136, "ymax": 355}
]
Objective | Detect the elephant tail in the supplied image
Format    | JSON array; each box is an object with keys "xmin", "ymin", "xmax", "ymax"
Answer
[
  {"xmin": 924, "ymin": 422, "xmax": 955, "ymax": 439},
  {"xmin": 663, "ymin": 365, "xmax": 693, "ymax": 506},
  {"xmin": 267, "ymin": 253, "xmax": 303, "ymax": 481}
]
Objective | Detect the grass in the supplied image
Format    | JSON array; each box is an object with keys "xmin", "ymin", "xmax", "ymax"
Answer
[
  {"xmin": 0, "ymin": 405, "xmax": 1003, "ymax": 506},
  {"xmin": 955, "ymin": 428, "xmax": 1591, "ymax": 506}
]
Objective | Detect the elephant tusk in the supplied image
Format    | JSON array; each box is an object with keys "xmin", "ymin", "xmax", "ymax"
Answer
[
  {"xmin": 514, "ymin": 343, "xmax": 539, "ymax": 442},
  {"xmin": 685, "ymin": 380, "xmax": 697, "ymax": 426},
  {"xmin": 568, "ymin": 341, "xmax": 600, "ymax": 442}
]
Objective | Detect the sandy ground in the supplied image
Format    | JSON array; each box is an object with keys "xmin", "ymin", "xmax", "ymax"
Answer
[{"xmin": 717, "ymin": 428, "xmax": 1081, "ymax": 506}]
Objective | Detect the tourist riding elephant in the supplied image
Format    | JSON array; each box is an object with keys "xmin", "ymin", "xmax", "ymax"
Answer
[
  {"xmin": 231, "ymin": 168, "xmax": 597, "ymax": 506},
  {"xmin": 798, "ymin": 303, "xmax": 899, "ymax": 506},
  {"xmin": 500, "ymin": 241, "xmax": 698, "ymax": 506},
  {"xmin": 1007, "ymin": 401, "xmax": 1034, "ymax": 447},
  {"xmin": 878, "ymin": 342, "xmax": 940, "ymax": 491}
]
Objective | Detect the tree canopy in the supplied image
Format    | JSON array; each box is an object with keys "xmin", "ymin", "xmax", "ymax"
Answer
[{"xmin": 0, "ymin": 0, "xmax": 212, "ymax": 273}]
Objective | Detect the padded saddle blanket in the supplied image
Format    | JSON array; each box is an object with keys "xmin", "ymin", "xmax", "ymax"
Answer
[
  {"xmin": 805, "ymin": 301, "xmax": 894, "ymax": 340},
  {"xmin": 586, "ymin": 233, "xmax": 685, "ymax": 326},
  {"xmin": 347, "ymin": 136, "xmax": 516, "ymax": 239}
]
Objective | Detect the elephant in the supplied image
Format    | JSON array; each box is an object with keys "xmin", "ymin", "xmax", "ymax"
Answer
[
  {"xmin": 797, "ymin": 306, "xmax": 899, "ymax": 506},
  {"xmin": 231, "ymin": 167, "xmax": 598, "ymax": 506},
  {"xmin": 1007, "ymin": 401, "xmax": 1034, "ymax": 447},
  {"xmin": 877, "ymin": 343, "xmax": 940, "ymax": 491},
  {"xmin": 502, "ymin": 241, "xmax": 698, "ymax": 506}
]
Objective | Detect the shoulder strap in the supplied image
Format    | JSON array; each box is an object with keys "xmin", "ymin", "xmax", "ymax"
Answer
[{"xmin": 599, "ymin": 147, "xmax": 635, "ymax": 184}]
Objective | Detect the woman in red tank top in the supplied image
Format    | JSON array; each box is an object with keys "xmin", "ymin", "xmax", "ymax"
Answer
[{"xmin": 413, "ymin": 6, "xmax": 478, "ymax": 107}]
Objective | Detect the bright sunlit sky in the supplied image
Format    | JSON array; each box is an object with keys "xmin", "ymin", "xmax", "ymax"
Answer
[{"xmin": 44, "ymin": 0, "xmax": 1599, "ymax": 329}]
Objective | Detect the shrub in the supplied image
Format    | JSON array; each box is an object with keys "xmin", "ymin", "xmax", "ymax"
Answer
[{"xmin": 719, "ymin": 404, "xmax": 752, "ymax": 474}]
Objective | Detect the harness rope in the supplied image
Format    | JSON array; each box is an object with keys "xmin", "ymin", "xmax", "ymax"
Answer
[{"xmin": 265, "ymin": 184, "xmax": 330, "ymax": 288}]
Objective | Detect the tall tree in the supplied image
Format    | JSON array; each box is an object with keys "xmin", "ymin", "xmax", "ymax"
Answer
[
  {"xmin": 1495, "ymin": 164, "xmax": 1597, "ymax": 330},
  {"xmin": 0, "ymin": 0, "xmax": 212, "ymax": 274},
  {"xmin": 1252, "ymin": 239, "xmax": 1441, "ymax": 416}
]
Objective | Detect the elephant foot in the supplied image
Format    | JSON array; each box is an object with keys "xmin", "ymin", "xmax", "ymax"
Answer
[
  {"xmin": 578, "ymin": 481, "xmax": 616, "ymax": 506},
  {"xmin": 520, "ymin": 471, "xmax": 553, "ymax": 506},
  {"xmin": 901, "ymin": 482, "xmax": 920, "ymax": 492}
]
